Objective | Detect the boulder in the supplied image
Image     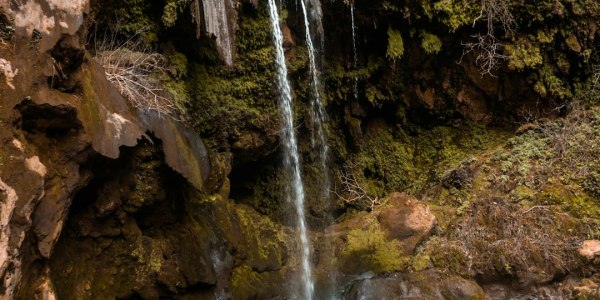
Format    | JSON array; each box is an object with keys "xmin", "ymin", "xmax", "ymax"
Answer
[
  {"xmin": 377, "ymin": 193, "xmax": 437, "ymax": 254},
  {"xmin": 578, "ymin": 240, "xmax": 600, "ymax": 261}
]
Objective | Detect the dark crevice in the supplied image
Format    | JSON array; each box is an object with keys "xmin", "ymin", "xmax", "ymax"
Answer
[{"xmin": 15, "ymin": 99, "xmax": 83, "ymax": 139}]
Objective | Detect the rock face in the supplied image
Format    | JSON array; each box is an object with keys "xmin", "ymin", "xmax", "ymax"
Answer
[
  {"xmin": 0, "ymin": 1, "xmax": 210, "ymax": 298},
  {"xmin": 345, "ymin": 271, "xmax": 487, "ymax": 300},
  {"xmin": 0, "ymin": 0, "xmax": 599, "ymax": 298}
]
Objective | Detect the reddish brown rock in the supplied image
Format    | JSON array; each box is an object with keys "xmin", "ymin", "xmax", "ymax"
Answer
[
  {"xmin": 377, "ymin": 193, "xmax": 437, "ymax": 254},
  {"xmin": 578, "ymin": 240, "xmax": 600, "ymax": 261},
  {"xmin": 282, "ymin": 24, "xmax": 295, "ymax": 48}
]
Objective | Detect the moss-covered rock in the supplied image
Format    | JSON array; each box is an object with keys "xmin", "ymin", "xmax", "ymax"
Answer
[
  {"xmin": 328, "ymin": 193, "xmax": 436, "ymax": 275},
  {"xmin": 343, "ymin": 119, "xmax": 509, "ymax": 198},
  {"xmin": 417, "ymin": 106, "xmax": 600, "ymax": 285}
]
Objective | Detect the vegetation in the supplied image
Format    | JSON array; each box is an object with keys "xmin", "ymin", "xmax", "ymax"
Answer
[
  {"xmin": 386, "ymin": 27, "xmax": 404, "ymax": 61},
  {"xmin": 414, "ymin": 104, "xmax": 600, "ymax": 284},
  {"xmin": 96, "ymin": 46, "xmax": 181, "ymax": 118},
  {"xmin": 337, "ymin": 121, "xmax": 509, "ymax": 200},
  {"xmin": 187, "ymin": 5, "xmax": 281, "ymax": 151},
  {"xmin": 420, "ymin": 31, "xmax": 442, "ymax": 54},
  {"xmin": 342, "ymin": 224, "xmax": 408, "ymax": 273}
]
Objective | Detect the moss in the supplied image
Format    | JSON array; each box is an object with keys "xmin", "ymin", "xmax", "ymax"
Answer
[
  {"xmin": 208, "ymin": 197, "xmax": 291, "ymax": 273},
  {"xmin": 536, "ymin": 29, "xmax": 555, "ymax": 44},
  {"xmin": 509, "ymin": 185, "xmax": 536, "ymax": 202},
  {"xmin": 162, "ymin": 0, "xmax": 189, "ymax": 27},
  {"xmin": 169, "ymin": 51, "xmax": 188, "ymax": 79},
  {"xmin": 164, "ymin": 79, "xmax": 189, "ymax": 114},
  {"xmin": 411, "ymin": 253, "xmax": 432, "ymax": 272},
  {"xmin": 341, "ymin": 224, "xmax": 408, "ymax": 274},
  {"xmin": 540, "ymin": 187, "xmax": 600, "ymax": 219},
  {"xmin": 535, "ymin": 65, "xmax": 572, "ymax": 99},
  {"xmin": 80, "ymin": 66, "xmax": 102, "ymax": 134},
  {"xmin": 111, "ymin": 0, "xmax": 161, "ymax": 44},
  {"xmin": 234, "ymin": 204, "xmax": 289, "ymax": 270},
  {"xmin": 350, "ymin": 121, "xmax": 508, "ymax": 198},
  {"xmin": 428, "ymin": 238, "xmax": 470, "ymax": 276},
  {"xmin": 565, "ymin": 34, "xmax": 582, "ymax": 53},
  {"xmin": 432, "ymin": 0, "xmax": 476, "ymax": 32},
  {"xmin": 455, "ymin": 199, "xmax": 471, "ymax": 216},
  {"xmin": 443, "ymin": 107, "xmax": 600, "ymax": 228},
  {"xmin": 230, "ymin": 264, "xmax": 286, "ymax": 299},
  {"xmin": 231, "ymin": 265, "xmax": 263, "ymax": 297},
  {"xmin": 505, "ymin": 37, "xmax": 543, "ymax": 71},
  {"xmin": 188, "ymin": 7, "xmax": 279, "ymax": 150},
  {"xmin": 382, "ymin": 1, "xmax": 400, "ymax": 12},
  {"xmin": 420, "ymin": 31, "xmax": 442, "ymax": 54},
  {"xmin": 584, "ymin": 168, "xmax": 600, "ymax": 199},
  {"xmin": 386, "ymin": 27, "xmax": 405, "ymax": 61},
  {"xmin": 428, "ymin": 203, "xmax": 458, "ymax": 233}
]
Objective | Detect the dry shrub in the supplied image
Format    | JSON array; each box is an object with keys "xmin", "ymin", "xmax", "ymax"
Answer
[
  {"xmin": 448, "ymin": 199, "xmax": 587, "ymax": 283},
  {"xmin": 593, "ymin": 65, "xmax": 600, "ymax": 90},
  {"xmin": 532, "ymin": 103, "xmax": 600, "ymax": 188},
  {"xmin": 94, "ymin": 30, "xmax": 180, "ymax": 119}
]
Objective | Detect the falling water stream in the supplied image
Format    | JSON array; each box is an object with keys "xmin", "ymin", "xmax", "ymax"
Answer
[
  {"xmin": 267, "ymin": 0, "xmax": 314, "ymax": 298},
  {"xmin": 300, "ymin": 0, "xmax": 330, "ymax": 195},
  {"xmin": 350, "ymin": 3, "xmax": 359, "ymax": 100}
]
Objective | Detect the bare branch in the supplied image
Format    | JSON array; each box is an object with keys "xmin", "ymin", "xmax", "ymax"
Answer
[
  {"xmin": 94, "ymin": 29, "xmax": 181, "ymax": 119},
  {"xmin": 332, "ymin": 163, "xmax": 381, "ymax": 211}
]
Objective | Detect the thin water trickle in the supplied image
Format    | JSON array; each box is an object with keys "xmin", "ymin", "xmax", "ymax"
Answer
[
  {"xmin": 351, "ymin": 3, "xmax": 359, "ymax": 100},
  {"xmin": 300, "ymin": 0, "xmax": 329, "ymax": 195},
  {"xmin": 267, "ymin": 0, "xmax": 314, "ymax": 299}
]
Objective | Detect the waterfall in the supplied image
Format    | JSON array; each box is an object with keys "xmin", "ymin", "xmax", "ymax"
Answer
[
  {"xmin": 304, "ymin": 0, "xmax": 325, "ymax": 52},
  {"xmin": 267, "ymin": 1, "xmax": 314, "ymax": 299},
  {"xmin": 351, "ymin": 3, "xmax": 359, "ymax": 100},
  {"xmin": 300, "ymin": 0, "xmax": 330, "ymax": 197}
]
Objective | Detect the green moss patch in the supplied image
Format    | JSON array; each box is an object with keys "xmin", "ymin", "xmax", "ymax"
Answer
[{"xmin": 340, "ymin": 223, "xmax": 409, "ymax": 274}]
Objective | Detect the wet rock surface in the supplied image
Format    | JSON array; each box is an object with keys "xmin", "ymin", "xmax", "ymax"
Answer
[{"xmin": 345, "ymin": 271, "xmax": 487, "ymax": 300}]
